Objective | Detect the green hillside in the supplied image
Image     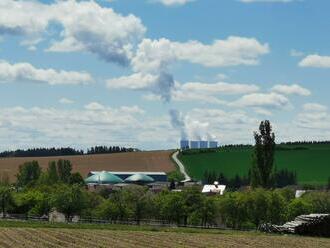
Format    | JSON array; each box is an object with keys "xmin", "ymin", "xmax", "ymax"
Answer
[{"xmin": 178, "ymin": 144, "xmax": 330, "ymax": 185}]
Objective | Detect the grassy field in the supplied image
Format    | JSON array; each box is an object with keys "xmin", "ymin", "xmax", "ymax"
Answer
[
  {"xmin": 0, "ymin": 150, "xmax": 175, "ymax": 181},
  {"xmin": 0, "ymin": 221, "xmax": 328, "ymax": 248},
  {"xmin": 178, "ymin": 144, "xmax": 330, "ymax": 185}
]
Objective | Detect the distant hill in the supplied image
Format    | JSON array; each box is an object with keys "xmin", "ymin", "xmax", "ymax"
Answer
[
  {"xmin": 0, "ymin": 151, "xmax": 175, "ymax": 182},
  {"xmin": 178, "ymin": 143, "xmax": 330, "ymax": 185}
]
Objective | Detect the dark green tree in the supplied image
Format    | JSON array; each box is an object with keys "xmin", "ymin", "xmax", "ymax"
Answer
[
  {"xmin": 69, "ymin": 172, "xmax": 85, "ymax": 186},
  {"xmin": 51, "ymin": 184, "xmax": 87, "ymax": 222},
  {"xmin": 16, "ymin": 161, "xmax": 41, "ymax": 187},
  {"xmin": 327, "ymin": 177, "xmax": 330, "ymax": 190},
  {"xmin": 251, "ymin": 120, "xmax": 276, "ymax": 188},
  {"xmin": 57, "ymin": 160, "xmax": 72, "ymax": 184},
  {"xmin": 47, "ymin": 161, "xmax": 59, "ymax": 184},
  {"xmin": 0, "ymin": 185, "xmax": 13, "ymax": 218}
]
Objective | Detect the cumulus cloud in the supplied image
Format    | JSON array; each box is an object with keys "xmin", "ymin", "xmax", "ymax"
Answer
[
  {"xmin": 231, "ymin": 92, "xmax": 291, "ymax": 110},
  {"xmin": 133, "ymin": 37, "xmax": 269, "ymax": 70},
  {"xmin": 106, "ymin": 72, "xmax": 174, "ymax": 101},
  {"xmin": 0, "ymin": 104, "xmax": 148, "ymax": 150},
  {"xmin": 0, "ymin": 0, "xmax": 146, "ymax": 65},
  {"xmin": 271, "ymin": 84, "xmax": 311, "ymax": 96},
  {"xmin": 154, "ymin": 0, "xmax": 195, "ymax": 6},
  {"xmin": 84, "ymin": 102, "xmax": 106, "ymax": 111},
  {"xmin": 299, "ymin": 54, "xmax": 330, "ymax": 68},
  {"xmin": 0, "ymin": 60, "xmax": 93, "ymax": 85},
  {"xmin": 239, "ymin": 0, "xmax": 296, "ymax": 3},
  {"xmin": 171, "ymin": 81, "xmax": 259, "ymax": 104},
  {"xmin": 108, "ymin": 36, "xmax": 268, "ymax": 101},
  {"xmin": 296, "ymin": 103, "xmax": 330, "ymax": 130},
  {"xmin": 59, "ymin": 98, "xmax": 74, "ymax": 104},
  {"xmin": 303, "ymin": 103, "xmax": 328, "ymax": 112}
]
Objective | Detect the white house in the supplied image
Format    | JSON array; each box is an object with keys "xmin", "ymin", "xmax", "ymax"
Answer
[{"xmin": 202, "ymin": 181, "xmax": 226, "ymax": 195}]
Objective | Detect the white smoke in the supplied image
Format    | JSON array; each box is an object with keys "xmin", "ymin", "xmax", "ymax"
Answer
[
  {"xmin": 169, "ymin": 109, "xmax": 187, "ymax": 139},
  {"xmin": 169, "ymin": 109, "xmax": 216, "ymax": 141}
]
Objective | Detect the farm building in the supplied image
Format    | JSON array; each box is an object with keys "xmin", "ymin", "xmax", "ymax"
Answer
[
  {"xmin": 202, "ymin": 181, "xmax": 226, "ymax": 195},
  {"xmin": 88, "ymin": 171, "xmax": 168, "ymax": 183},
  {"xmin": 85, "ymin": 171, "xmax": 124, "ymax": 185}
]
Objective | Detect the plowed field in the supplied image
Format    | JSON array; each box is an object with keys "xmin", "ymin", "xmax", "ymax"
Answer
[
  {"xmin": 0, "ymin": 151, "xmax": 175, "ymax": 181},
  {"xmin": 0, "ymin": 228, "xmax": 328, "ymax": 248}
]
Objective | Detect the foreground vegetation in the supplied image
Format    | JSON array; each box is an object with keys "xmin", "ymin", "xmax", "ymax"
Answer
[
  {"xmin": 179, "ymin": 143, "xmax": 330, "ymax": 185},
  {"xmin": 0, "ymin": 226, "xmax": 328, "ymax": 248}
]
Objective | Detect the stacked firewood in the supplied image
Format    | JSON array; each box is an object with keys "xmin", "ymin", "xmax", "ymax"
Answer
[{"xmin": 260, "ymin": 214, "xmax": 330, "ymax": 237}]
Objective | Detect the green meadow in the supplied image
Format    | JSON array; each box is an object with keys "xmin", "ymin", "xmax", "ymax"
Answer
[{"xmin": 178, "ymin": 144, "xmax": 330, "ymax": 185}]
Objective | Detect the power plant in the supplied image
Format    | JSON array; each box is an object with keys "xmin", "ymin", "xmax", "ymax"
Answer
[{"xmin": 180, "ymin": 140, "xmax": 219, "ymax": 150}]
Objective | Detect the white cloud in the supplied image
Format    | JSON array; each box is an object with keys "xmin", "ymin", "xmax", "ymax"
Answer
[
  {"xmin": 106, "ymin": 72, "xmax": 174, "ymax": 101},
  {"xmin": 110, "ymin": 37, "xmax": 268, "ymax": 101},
  {"xmin": 0, "ymin": 0, "xmax": 146, "ymax": 65},
  {"xmin": 172, "ymin": 81, "xmax": 259, "ymax": 104},
  {"xmin": 174, "ymin": 37, "xmax": 269, "ymax": 67},
  {"xmin": 178, "ymin": 81, "xmax": 259, "ymax": 95},
  {"xmin": 59, "ymin": 98, "xmax": 74, "ymax": 104},
  {"xmin": 0, "ymin": 60, "xmax": 93, "ymax": 85},
  {"xmin": 239, "ymin": 0, "xmax": 295, "ymax": 3},
  {"xmin": 271, "ymin": 84, "xmax": 311, "ymax": 96},
  {"xmin": 84, "ymin": 102, "xmax": 106, "ymax": 111},
  {"xmin": 296, "ymin": 103, "xmax": 330, "ymax": 130},
  {"xmin": 303, "ymin": 103, "xmax": 328, "ymax": 112},
  {"xmin": 231, "ymin": 92, "xmax": 291, "ymax": 109},
  {"xmin": 0, "ymin": 104, "xmax": 150, "ymax": 150},
  {"xmin": 299, "ymin": 54, "xmax": 330, "ymax": 68},
  {"xmin": 133, "ymin": 37, "xmax": 269, "ymax": 71},
  {"xmin": 154, "ymin": 0, "xmax": 195, "ymax": 6}
]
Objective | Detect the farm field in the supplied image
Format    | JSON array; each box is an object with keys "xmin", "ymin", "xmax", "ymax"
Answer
[
  {"xmin": 0, "ymin": 226, "xmax": 329, "ymax": 248},
  {"xmin": 0, "ymin": 150, "xmax": 175, "ymax": 182},
  {"xmin": 178, "ymin": 144, "xmax": 330, "ymax": 184}
]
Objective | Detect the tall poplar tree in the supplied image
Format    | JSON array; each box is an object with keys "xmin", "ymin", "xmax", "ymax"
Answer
[{"xmin": 251, "ymin": 120, "xmax": 276, "ymax": 188}]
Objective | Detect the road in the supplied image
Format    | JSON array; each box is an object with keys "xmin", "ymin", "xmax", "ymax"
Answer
[{"xmin": 172, "ymin": 150, "xmax": 191, "ymax": 182}]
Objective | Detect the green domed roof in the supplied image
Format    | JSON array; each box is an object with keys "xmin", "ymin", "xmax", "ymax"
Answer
[
  {"xmin": 85, "ymin": 171, "xmax": 124, "ymax": 184},
  {"xmin": 124, "ymin": 173, "xmax": 155, "ymax": 183}
]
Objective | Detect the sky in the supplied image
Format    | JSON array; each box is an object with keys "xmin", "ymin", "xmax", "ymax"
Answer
[{"xmin": 0, "ymin": 0, "xmax": 330, "ymax": 151}]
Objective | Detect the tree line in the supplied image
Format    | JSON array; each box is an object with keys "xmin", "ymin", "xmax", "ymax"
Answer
[
  {"xmin": 86, "ymin": 146, "xmax": 136, "ymax": 155},
  {"xmin": 0, "ymin": 146, "xmax": 136, "ymax": 158},
  {"xmin": 0, "ymin": 174, "xmax": 329, "ymax": 228},
  {"xmin": 203, "ymin": 169, "xmax": 297, "ymax": 190}
]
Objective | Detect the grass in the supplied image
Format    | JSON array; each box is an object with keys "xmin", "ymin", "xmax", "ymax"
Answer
[
  {"xmin": 0, "ymin": 220, "xmax": 329, "ymax": 247},
  {"xmin": 178, "ymin": 144, "xmax": 330, "ymax": 185}
]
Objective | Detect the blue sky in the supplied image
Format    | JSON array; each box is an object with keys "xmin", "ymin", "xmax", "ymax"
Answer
[{"xmin": 0, "ymin": 0, "xmax": 330, "ymax": 150}]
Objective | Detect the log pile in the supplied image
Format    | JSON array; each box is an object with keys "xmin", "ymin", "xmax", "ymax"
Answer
[{"xmin": 260, "ymin": 214, "xmax": 330, "ymax": 237}]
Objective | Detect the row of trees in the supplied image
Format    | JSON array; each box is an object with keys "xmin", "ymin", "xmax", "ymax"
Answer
[
  {"xmin": 0, "ymin": 146, "xmax": 136, "ymax": 158},
  {"xmin": 0, "ymin": 148, "xmax": 84, "ymax": 158},
  {"xmin": 87, "ymin": 146, "xmax": 136, "ymax": 155},
  {"xmin": 1, "ymin": 181, "xmax": 329, "ymax": 228},
  {"xmin": 203, "ymin": 169, "xmax": 296, "ymax": 190},
  {"xmin": 16, "ymin": 160, "xmax": 84, "ymax": 188}
]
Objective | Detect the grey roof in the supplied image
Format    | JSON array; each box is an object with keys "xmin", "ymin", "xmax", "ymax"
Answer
[
  {"xmin": 85, "ymin": 171, "xmax": 124, "ymax": 184},
  {"xmin": 91, "ymin": 171, "xmax": 166, "ymax": 175},
  {"xmin": 124, "ymin": 173, "xmax": 155, "ymax": 183}
]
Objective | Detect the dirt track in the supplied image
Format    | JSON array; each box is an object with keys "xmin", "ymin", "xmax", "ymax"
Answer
[{"xmin": 0, "ymin": 151, "xmax": 175, "ymax": 181}]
